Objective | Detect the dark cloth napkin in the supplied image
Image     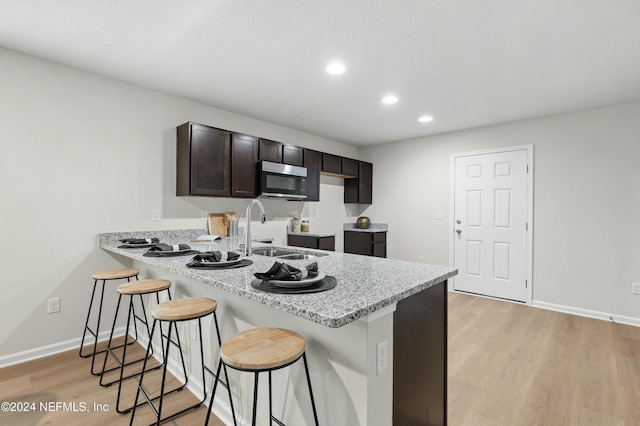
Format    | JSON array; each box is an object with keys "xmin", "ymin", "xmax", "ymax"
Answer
[
  {"xmin": 254, "ymin": 261, "xmax": 319, "ymax": 281},
  {"xmin": 148, "ymin": 243, "xmax": 191, "ymax": 252},
  {"xmin": 119, "ymin": 238, "xmax": 159, "ymax": 244},
  {"xmin": 189, "ymin": 251, "xmax": 241, "ymax": 263}
]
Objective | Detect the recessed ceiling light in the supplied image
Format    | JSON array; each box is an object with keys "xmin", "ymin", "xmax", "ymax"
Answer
[
  {"xmin": 326, "ymin": 62, "xmax": 346, "ymax": 75},
  {"xmin": 419, "ymin": 115, "xmax": 434, "ymax": 123},
  {"xmin": 382, "ymin": 95, "xmax": 398, "ymax": 104}
]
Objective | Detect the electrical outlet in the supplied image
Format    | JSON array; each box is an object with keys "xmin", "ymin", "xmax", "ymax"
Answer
[
  {"xmin": 376, "ymin": 340, "xmax": 388, "ymax": 375},
  {"xmin": 152, "ymin": 209, "xmax": 161, "ymax": 221},
  {"xmin": 200, "ymin": 210, "xmax": 209, "ymax": 219},
  {"xmin": 632, "ymin": 282, "xmax": 640, "ymax": 295},
  {"xmin": 434, "ymin": 210, "xmax": 444, "ymax": 220},
  {"xmin": 47, "ymin": 297, "xmax": 60, "ymax": 314},
  {"xmin": 418, "ymin": 256, "xmax": 424, "ymax": 263}
]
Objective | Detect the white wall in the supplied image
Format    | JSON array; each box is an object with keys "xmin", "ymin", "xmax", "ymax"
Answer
[
  {"xmin": 0, "ymin": 47, "xmax": 359, "ymax": 360},
  {"xmin": 362, "ymin": 102, "xmax": 640, "ymax": 321}
]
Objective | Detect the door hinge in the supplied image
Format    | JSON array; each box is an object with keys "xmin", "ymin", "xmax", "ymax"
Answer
[
  {"xmin": 526, "ymin": 165, "xmax": 529, "ymax": 173},
  {"xmin": 525, "ymin": 280, "xmax": 528, "ymax": 288},
  {"xmin": 526, "ymin": 222, "xmax": 529, "ymax": 231}
]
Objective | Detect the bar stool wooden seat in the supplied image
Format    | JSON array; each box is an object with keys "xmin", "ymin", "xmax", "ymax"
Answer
[
  {"xmin": 130, "ymin": 297, "xmax": 235, "ymax": 425},
  {"xmin": 205, "ymin": 327, "xmax": 319, "ymax": 426},
  {"xmin": 99, "ymin": 279, "xmax": 172, "ymax": 414},
  {"xmin": 79, "ymin": 267, "xmax": 139, "ymax": 375}
]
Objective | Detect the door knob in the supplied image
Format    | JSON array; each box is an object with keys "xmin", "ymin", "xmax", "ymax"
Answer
[
  {"xmin": 456, "ymin": 219, "xmax": 462, "ymax": 224},
  {"xmin": 456, "ymin": 229, "xmax": 462, "ymax": 234}
]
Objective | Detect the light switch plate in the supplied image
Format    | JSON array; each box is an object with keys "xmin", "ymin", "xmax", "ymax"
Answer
[{"xmin": 434, "ymin": 210, "xmax": 444, "ymax": 220}]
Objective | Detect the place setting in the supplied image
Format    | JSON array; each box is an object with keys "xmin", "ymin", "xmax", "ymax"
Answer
[
  {"xmin": 186, "ymin": 250, "xmax": 253, "ymax": 269},
  {"xmin": 117, "ymin": 237, "xmax": 161, "ymax": 248},
  {"xmin": 251, "ymin": 261, "xmax": 336, "ymax": 294},
  {"xmin": 142, "ymin": 243, "xmax": 200, "ymax": 257}
]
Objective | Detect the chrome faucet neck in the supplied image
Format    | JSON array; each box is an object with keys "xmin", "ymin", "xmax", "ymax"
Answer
[{"xmin": 244, "ymin": 199, "xmax": 266, "ymax": 256}]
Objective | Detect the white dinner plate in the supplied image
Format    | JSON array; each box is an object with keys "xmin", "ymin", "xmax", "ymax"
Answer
[
  {"xmin": 269, "ymin": 273, "xmax": 326, "ymax": 288},
  {"xmin": 200, "ymin": 258, "xmax": 242, "ymax": 266}
]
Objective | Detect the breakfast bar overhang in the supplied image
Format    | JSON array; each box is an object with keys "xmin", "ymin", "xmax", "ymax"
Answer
[{"xmin": 100, "ymin": 229, "xmax": 457, "ymax": 425}]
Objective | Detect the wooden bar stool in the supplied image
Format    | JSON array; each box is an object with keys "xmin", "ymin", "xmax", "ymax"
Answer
[
  {"xmin": 99, "ymin": 279, "xmax": 172, "ymax": 414},
  {"xmin": 130, "ymin": 297, "xmax": 235, "ymax": 425},
  {"xmin": 79, "ymin": 267, "xmax": 139, "ymax": 375},
  {"xmin": 205, "ymin": 327, "xmax": 319, "ymax": 426}
]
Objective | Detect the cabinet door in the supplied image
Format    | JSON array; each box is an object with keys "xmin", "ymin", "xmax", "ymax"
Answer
[
  {"xmin": 282, "ymin": 144, "xmax": 304, "ymax": 166},
  {"xmin": 344, "ymin": 161, "xmax": 373, "ymax": 204},
  {"xmin": 177, "ymin": 123, "xmax": 230, "ymax": 196},
  {"xmin": 322, "ymin": 153, "xmax": 341, "ymax": 174},
  {"xmin": 288, "ymin": 234, "xmax": 319, "ymax": 249},
  {"xmin": 344, "ymin": 231, "xmax": 373, "ymax": 256},
  {"xmin": 372, "ymin": 232, "xmax": 387, "ymax": 258},
  {"xmin": 303, "ymin": 149, "xmax": 321, "ymax": 202},
  {"xmin": 341, "ymin": 158, "xmax": 359, "ymax": 178},
  {"xmin": 358, "ymin": 161, "xmax": 373, "ymax": 204},
  {"xmin": 231, "ymin": 133, "xmax": 258, "ymax": 197},
  {"xmin": 318, "ymin": 236, "xmax": 336, "ymax": 251},
  {"xmin": 259, "ymin": 138, "xmax": 282, "ymax": 163}
]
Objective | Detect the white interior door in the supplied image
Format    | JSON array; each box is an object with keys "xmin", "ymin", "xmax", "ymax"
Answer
[{"xmin": 452, "ymin": 147, "xmax": 532, "ymax": 303}]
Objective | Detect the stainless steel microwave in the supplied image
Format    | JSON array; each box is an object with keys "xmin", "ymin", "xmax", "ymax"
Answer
[{"xmin": 259, "ymin": 161, "xmax": 307, "ymax": 200}]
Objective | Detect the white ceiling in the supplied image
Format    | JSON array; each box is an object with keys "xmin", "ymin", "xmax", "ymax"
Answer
[{"xmin": 1, "ymin": 1, "xmax": 640, "ymax": 146}]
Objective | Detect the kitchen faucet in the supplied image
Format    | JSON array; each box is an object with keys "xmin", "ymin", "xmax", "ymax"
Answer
[{"xmin": 244, "ymin": 199, "xmax": 266, "ymax": 256}]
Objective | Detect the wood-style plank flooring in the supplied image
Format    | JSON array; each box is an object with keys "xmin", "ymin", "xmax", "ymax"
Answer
[
  {"xmin": 0, "ymin": 292, "xmax": 638, "ymax": 425},
  {"xmin": 448, "ymin": 291, "xmax": 640, "ymax": 425},
  {"xmin": 0, "ymin": 337, "xmax": 225, "ymax": 425}
]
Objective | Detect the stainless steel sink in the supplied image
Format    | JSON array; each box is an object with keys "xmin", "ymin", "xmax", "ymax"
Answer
[{"xmin": 251, "ymin": 246, "xmax": 328, "ymax": 259}]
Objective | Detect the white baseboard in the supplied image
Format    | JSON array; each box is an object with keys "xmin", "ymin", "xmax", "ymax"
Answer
[
  {"xmin": 0, "ymin": 326, "xmax": 126, "ymax": 369},
  {"xmin": 531, "ymin": 300, "xmax": 640, "ymax": 327}
]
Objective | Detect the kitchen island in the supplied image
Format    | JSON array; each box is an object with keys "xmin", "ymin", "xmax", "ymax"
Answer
[{"xmin": 100, "ymin": 229, "xmax": 457, "ymax": 425}]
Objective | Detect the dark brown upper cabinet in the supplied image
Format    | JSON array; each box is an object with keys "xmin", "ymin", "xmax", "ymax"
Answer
[
  {"xmin": 321, "ymin": 153, "xmax": 342, "ymax": 175},
  {"xmin": 258, "ymin": 138, "xmax": 282, "ymax": 163},
  {"xmin": 344, "ymin": 161, "xmax": 373, "ymax": 204},
  {"xmin": 176, "ymin": 122, "xmax": 230, "ymax": 196},
  {"xmin": 231, "ymin": 133, "xmax": 258, "ymax": 198},
  {"xmin": 341, "ymin": 158, "xmax": 359, "ymax": 178},
  {"xmin": 303, "ymin": 148, "xmax": 322, "ymax": 202},
  {"xmin": 282, "ymin": 144, "xmax": 304, "ymax": 166}
]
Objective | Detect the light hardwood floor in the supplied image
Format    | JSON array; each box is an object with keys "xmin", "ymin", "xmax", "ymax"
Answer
[
  {"xmin": 1, "ymin": 292, "xmax": 638, "ymax": 425},
  {"xmin": 0, "ymin": 337, "xmax": 225, "ymax": 425},
  {"xmin": 448, "ymin": 291, "xmax": 640, "ymax": 425}
]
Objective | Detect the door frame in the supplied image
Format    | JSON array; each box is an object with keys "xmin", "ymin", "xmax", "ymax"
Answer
[{"xmin": 449, "ymin": 144, "xmax": 534, "ymax": 305}]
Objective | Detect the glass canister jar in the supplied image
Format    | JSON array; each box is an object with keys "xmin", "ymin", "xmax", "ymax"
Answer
[
  {"xmin": 292, "ymin": 216, "xmax": 301, "ymax": 232},
  {"xmin": 301, "ymin": 220, "xmax": 309, "ymax": 232}
]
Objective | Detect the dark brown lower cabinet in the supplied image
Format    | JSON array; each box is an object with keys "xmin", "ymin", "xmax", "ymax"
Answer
[
  {"xmin": 394, "ymin": 280, "xmax": 447, "ymax": 425},
  {"xmin": 344, "ymin": 231, "xmax": 386, "ymax": 257},
  {"xmin": 287, "ymin": 234, "xmax": 335, "ymax": 251}
]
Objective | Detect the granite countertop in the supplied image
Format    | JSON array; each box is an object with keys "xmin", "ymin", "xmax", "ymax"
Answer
[
  {"xmin": 99, "ymin": 229, "xmax": 456, "ymax": 328},
  {"xmin": 344, "ymin": 223, "xmax": 389, "ymax": 232},
  {"xmin": 287, "ymin": 231, "xmax": 336, "ymax": 238}
]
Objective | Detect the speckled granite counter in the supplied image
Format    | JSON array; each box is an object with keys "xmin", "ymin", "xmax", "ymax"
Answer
[
  {"xmin": 99, "ymin": 229, "xmax": 455, "ymax": 328},
  {"xmin": 344, "ymin": 222, "xmax": 389, "ymax": 232},
  {"xmin": 99, "ymin": 228, "xmax": 455, "ymax": 425}
]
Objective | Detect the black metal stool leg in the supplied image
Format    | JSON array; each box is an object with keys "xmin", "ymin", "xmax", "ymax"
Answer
[
  {"xmin": 129, "ymin": 318, "xmax": 157, "ymax": 426},
  {"xmin": 252, "ymin": 372, "xmax": 259, "ymax": 426},
  {"xmin": 79, "ymin": 279, "xmax": 100, "ymax": 358},
  {"xmin": 204, "ymin": 358, "xmax": 224, "ymax": 426},
  {"xmin": 302, "ymin": 353, "xmax": 320, "ymax": 426},
  {"xmin": 269, "ymin": 370, "xmax": 273, "ymax": 425},
  {"xmin": 89, "ymin": 280, "xmax": 108, "ymax": 375}
]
